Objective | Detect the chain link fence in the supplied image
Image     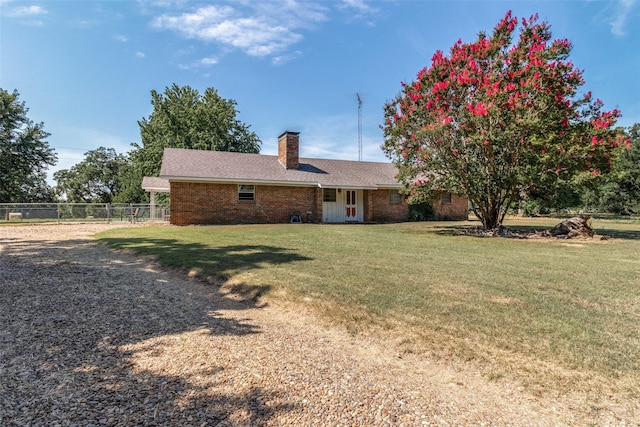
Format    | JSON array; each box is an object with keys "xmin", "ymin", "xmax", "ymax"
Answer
[{"xmin": 0, "ymin": 203, "xmax": 169, "ymax": 223}]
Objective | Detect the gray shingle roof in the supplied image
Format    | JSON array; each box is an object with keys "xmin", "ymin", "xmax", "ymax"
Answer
[
  {"xmin": 141, "ymin": 176, "xmax": 170, "ymax": 192},
  {"xmin": 159, "ymin": 148, "xmax": 402, "ymax": 189}
]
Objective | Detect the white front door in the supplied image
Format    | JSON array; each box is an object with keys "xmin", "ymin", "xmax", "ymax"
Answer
[
  {"xmin": 345, "ymin": 190, "xmax": 357, "ymax": 221},
  {"xmin": 322, "ymin": 189, "xmax": 363, "ymax": 222}
]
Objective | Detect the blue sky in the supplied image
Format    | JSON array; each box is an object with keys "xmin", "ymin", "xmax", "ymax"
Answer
[{"xmin": 1, "ymin": 0, "xmax": 639, "ymax": 183}]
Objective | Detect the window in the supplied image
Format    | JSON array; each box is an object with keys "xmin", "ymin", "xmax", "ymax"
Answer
[
  {"xmin": 323, "ymin": 188, "xmax": 337, "ymax": 202},
  {"xmin": 347, "ymin": 190, "xmax": 354, "ymax": 205},
  {"xmin": 441, "ymin": 192, "xmax": 452, "ymax": 204},
  {"xmin": 389, "ymin": 190, "xmax": 402, "ymax": 204},
  {"xmin": 238, "ymin": 185, "xmax": 255, "ymax": 201}
]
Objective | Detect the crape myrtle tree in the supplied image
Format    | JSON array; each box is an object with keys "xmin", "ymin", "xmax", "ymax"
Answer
[
  {"xmin": 118, "ymin": 84, "xmax": 261, "ymax": 202},
  {"xmin": 382, "ymin": 11, "xmax": 629, "ymax": 230},
  {"xmin": 0, "ymin": 89, "xmax": 57, "ymax": 202}
]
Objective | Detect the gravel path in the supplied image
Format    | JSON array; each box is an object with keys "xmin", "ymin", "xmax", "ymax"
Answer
[{"xmin": 0, "ymin": 224, "xmax": 636, "ymax": 426}]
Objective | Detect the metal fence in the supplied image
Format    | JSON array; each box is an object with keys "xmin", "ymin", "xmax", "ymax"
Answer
[{"xmin": 0, "ymin": 203, "xmax": 170, "ymax": 223}]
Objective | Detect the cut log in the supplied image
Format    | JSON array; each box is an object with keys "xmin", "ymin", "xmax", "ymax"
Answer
[{"xmin": 549, "ymin": 215, "xmax": 594, "ymax": 238}]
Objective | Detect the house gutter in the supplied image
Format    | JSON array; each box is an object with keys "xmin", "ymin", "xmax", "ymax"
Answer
[
  {"xmin": 160, "ymin": 176, "xmax": 320, "ymax": 188},
  {"xmin": 160, "ymin": 176, "xmax": 401, "ymax": 191}
]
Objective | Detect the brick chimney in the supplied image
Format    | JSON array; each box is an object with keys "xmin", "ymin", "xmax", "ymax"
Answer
[{"xmin": 278, "ymin": 130, "xmax": 300, "ymax": 169}]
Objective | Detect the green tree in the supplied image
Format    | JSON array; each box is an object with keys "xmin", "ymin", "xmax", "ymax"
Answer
[
  {"xmin": 0, "ymin": 89, "xmax": 57, "ymax": 202},
  {"xmin": 111, "ymin": 161, "xmax": 145, "ymax": 203},
  {"xmin": 121, "ymin": 84, "xmax": 261, "ymax": 202},
  {"xmin": 581, "ymin": 123, "xmax": 640, "ymax": 215},
  {"xmin": 382, "ymin": 12, "xmax": 626, "ymax": 230},
  {"xmin": 54, "ymin": 147, "xmax": 128, "ymax": 203}
]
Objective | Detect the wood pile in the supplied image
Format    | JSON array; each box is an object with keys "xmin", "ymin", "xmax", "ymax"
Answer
[{"xmin": 548, "ymin": 215, "xmax": 595, "ymax": 239}]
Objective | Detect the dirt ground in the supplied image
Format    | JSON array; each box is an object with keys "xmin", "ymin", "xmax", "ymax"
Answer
[{"xmin": 0, "ymin": 223, "xmax": 637, "ymax": 426}]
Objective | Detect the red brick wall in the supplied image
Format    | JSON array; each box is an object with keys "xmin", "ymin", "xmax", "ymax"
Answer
[
  {"xmin": 369, "ymin": 189, "xmax": 409, "ymax": 222},
  {"xmin": 170, "ymin": 183, "xmax": 411, "ymax": 225},
  {"xmin": 170, "ymin": 182, "xmax": 320, "ymax": 225},
  {"xmin": 432, "ymin": 193, "xmax": 469, "ymax": 220}
]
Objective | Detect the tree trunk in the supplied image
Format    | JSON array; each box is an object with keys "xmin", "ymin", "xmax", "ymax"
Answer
[
  {"xmin": 549, "ymin": 215, "xmax": 594, "ymax": 238},
  {"xmin": 472, "ymin": 200, "xmax": 501, "ymax": 231}
]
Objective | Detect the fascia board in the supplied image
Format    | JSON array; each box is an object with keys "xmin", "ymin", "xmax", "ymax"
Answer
[
  {"xmin": 161, "ymin": 176, "xmax": 320, "ymax": 187},
  {"xmin": 318, "ymin": 184, "xmax": 379, "ymax": 190},
  {"xmin": 142, "ymin": 186, "xmax": 170, "ymax": 192}
]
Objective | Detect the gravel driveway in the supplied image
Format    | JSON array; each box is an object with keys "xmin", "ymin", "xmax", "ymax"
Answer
[{"xmin": 0, "ymin": 224, "xmax": 635, "ymax": 426}]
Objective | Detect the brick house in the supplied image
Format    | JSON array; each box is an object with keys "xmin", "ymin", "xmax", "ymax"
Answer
[
  {"xmin": 149, "ymin": 131, "xmax": 467, "ymax": 225},
  {"xmin": 430, "ymin": 191, "xmax": 469, "ymax": 221}
]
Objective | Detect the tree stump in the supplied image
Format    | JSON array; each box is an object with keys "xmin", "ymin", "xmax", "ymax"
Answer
[{"xmin": 549, "ymin": 215, "xmax": 594, "ymax": 239}]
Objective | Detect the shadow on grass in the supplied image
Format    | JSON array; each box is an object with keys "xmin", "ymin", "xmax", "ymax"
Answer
[
  {"xmin": 99, "ymin": 237, "xmax": 313, "ymax": 285},
  {"xmin": 0, "ymin": 236, "xmax": 305, "ymax": 424},
  {"xmin": 428, "ymin": 224, "xmax": 548, "ymax": 238},
  {"xmin": 593, "ymin": 228, "xmax": 640, "ymax": 240},
  {"xmin": 426, "ymin": 223, "xmax": 640, "ymax": 240}
]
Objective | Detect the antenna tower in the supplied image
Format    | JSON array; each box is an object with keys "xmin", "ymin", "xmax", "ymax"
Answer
[{"xmin": 356, "ymin": 93, "xmax": 363, "ymax": 161}]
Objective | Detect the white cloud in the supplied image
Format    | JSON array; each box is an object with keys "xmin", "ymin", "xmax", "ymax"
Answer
[
  {"xmin": 175, "ymin": 55, "xmax": 219, "ymax": 71},
  {"xmin": 199, "ymin": 56, "xmax": 218, "ymax": 65},
  {"xmin": 5, "ymin": 3, "xmax": 48, "ymax": 26},
  {"xmin": 272, "ymin": 50, "xmax": 303, "ymax": 66},
  {"xmin": 341, "ymin": 0, "xmax": 376, "ymax": 13},
  {"xmin": 115, "ymin": 34, "xmax": 128, "ymax": 42},
  {"xmin": 610, "ymin": 0, "xmax": 637, "ymax": 36},
  {"xmin": 9, "ymin": 5, "xmax": 47, "ymax": 16},
  {"xmin": 135, "ymin": 51, "xmax": 146, "ymax": 58},
  {"xmin": 151, "ymin": 2, "xmax": 328, "ymax": 59},
  {"xmin": 339, "ymin": 0, "xmax": 379, "ymax": 25}
]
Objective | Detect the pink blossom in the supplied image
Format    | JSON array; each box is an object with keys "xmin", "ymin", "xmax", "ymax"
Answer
[
  {"xmin": 431, "ymin": 50, "xmax": 445, "ymax": 66},
  {"xmin": 467, "ymin": 102, "xmax": 489, "ymax": 116}
]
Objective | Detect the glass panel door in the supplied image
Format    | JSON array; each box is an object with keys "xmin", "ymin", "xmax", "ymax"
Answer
[{"xmin": 345, "ymin": 190, "xmax": 356, "ymax": 219}]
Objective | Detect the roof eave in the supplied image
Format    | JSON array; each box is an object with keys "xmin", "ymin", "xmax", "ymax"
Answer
[
  {"xmin": 376, "ymin": 183, "xmax": 404, "ymax": 189},
  {"xmin": 318, "ymin": 184, "xmax": 379, "ymax": 190},
  {"xmin": 142, "ymin": 186, "xmax": 170, "ymax": 192},
  {"xmin": 161, "ymin": 176, "xmax": 320, "ymax": 187}
]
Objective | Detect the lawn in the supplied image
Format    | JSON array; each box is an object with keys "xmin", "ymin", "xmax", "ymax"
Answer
[{"xmin": 97, "ymin": 217, "xmax": 640, "ymax": 399}]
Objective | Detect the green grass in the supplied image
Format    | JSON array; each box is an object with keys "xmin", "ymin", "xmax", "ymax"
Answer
[{"xmin": 96, "ymin": 218, "xmax": 640, "ymax": 399}]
